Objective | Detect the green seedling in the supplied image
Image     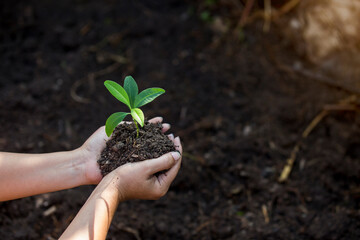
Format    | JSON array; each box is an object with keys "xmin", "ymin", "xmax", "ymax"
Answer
[{"xmin": 104, "ymin": 76, "xmax": 165, "ymax": 137}]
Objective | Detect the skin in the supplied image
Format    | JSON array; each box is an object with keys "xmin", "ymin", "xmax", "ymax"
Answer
[
  {"xmin": 60, "ymin": 137, "xmax": 182, "ymax": 240},
  {"xmin": 0, "ymin": 117, "xmax": 182, "ymax": 239}
]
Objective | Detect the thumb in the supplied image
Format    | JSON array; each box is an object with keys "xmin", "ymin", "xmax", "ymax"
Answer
[{"xmin": 145, "ymin": 152, "xmax": 181, "ymax": 175}]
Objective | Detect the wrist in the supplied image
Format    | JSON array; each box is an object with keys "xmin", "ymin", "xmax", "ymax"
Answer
[
  {"xmin": 74, "ymin": 147, "xmax": 102, "ymax": 185},
  {"xmin": 95, "ymin": 171, "xmax": 125, "ymax": 204}
]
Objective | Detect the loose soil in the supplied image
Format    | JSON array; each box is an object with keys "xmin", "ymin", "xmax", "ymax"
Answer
[
  {"xmin": 98, "ymin": 122, "xmax": 176, "ymax": 176},
  {"xmin": 0, "ymin": 0, "xmax": 360, "ymax": 239}
]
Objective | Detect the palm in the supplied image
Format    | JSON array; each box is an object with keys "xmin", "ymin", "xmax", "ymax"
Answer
[
  {"xmin": 82, "ymin": 126, "xmax": 109, "ymax": 184},
  {"xmin": 81, "ymin": 117, "xmax": 170, "ymax": 184}
]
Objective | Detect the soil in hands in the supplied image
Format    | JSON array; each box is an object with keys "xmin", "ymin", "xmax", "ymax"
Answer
[{"xmin": 97, "ymin": 122, "xmax": 176, "ymax": 176}]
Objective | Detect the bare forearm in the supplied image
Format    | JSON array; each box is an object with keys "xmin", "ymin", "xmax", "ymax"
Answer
[
  {"xmin": 60, "ymin": 137, "xmax": 182, "ymax": 239},
  {"xmin": 0, "ymin": 150, "xmax": 87, "ymax": 201},
  {"xmin": 59, "ymin": 175, "xmax": 120, "ymax": 240}
]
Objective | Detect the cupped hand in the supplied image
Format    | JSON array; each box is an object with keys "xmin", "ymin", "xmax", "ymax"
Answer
[
  {"xmin": 78, "ymin": 117, "xmax": 172, "ymax": 185},
  {"xmin": 106, "ymin": 136, "xmax": 182, "ymax": 201}
]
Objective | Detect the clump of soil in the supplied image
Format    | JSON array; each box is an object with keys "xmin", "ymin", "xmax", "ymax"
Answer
[{"xmin": 98, "ymin": 122, "xmax": 176, "ymax": 176}]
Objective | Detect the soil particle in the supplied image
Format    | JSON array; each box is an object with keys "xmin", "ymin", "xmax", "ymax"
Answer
[{"xmin": 98, "ymin": 122, "xmax": 176, "ymax": 176}]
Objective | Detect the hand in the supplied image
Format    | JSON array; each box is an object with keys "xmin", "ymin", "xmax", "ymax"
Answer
[
  {"xmin": 78, "ymin": 117, "xmax": 172, "ymax": 185},
  {"xmin": 104, "ymin": 135, "xmax": 182, "ymax": 201},
  {"xmin": 59, "ymin": 134, "xmax": 181, "ymax": 240}
]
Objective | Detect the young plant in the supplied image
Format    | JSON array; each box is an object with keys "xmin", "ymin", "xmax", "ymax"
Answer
[{"xmin": 104, "ymin": 76, "xmax": 165, "ymax": 137}]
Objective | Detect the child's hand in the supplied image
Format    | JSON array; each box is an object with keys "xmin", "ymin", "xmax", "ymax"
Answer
[
  {"xmin": 78, "ymin": 117, "xmax": 172, "ymax": 185},
  {"xmin": 60, "ymin": 129, "xmax": 181, "ymax": 240},
  {"xmin": 106, "ymin": 136, "xmax": 182, "ymax": 201}
]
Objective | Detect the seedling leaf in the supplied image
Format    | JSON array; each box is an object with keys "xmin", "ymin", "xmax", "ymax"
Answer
[
  {"xmin": 131, "ymin": 108, "xmax": 144, "ymax": 127},
  {"xmin": 135, "ymin": 88, "xmax": 165, "ymax": 108},
  {"xmin": 124, "ymin": 76, "xmax": 138, "ymax": 108},
  {"xmin": 105, "ymin": 112, "xmax": 129, "ymax": 137},
  {"xmin": 104, "ymin": 76, "xmax": 165, "ymax": 137},
  {"xmin": 104, "ymin": 80, "xmax": 131, "ymax": 108}
]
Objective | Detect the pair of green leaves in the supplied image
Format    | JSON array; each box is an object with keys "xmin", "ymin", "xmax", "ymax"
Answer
[{"xmin": 104, "ymin": 76, "xmax": 165, "ymax": 137}]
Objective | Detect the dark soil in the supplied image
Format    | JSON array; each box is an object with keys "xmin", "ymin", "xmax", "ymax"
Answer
[
  {"xmin": 98, "ymin": 122, "xmax": 176, "ymax": 176},
  {"xmin": 1, "ymin": 0, "xmax": 360, "ymax": 239}
]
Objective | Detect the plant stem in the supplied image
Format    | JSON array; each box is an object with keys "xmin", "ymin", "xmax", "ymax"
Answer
[{"xmin": 133, "ymin": 119, "xmax": 139, "ymax": 138}]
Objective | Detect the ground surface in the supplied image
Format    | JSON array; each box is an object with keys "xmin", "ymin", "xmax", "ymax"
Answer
[{"xmin": 0, "ymin": 0, "xmax": 360, "ymax": 239}]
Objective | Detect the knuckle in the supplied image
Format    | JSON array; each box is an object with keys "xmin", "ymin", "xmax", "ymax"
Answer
[{"xmin": 166, "ymin": 155, "xmax": 174, "ymax": 166}]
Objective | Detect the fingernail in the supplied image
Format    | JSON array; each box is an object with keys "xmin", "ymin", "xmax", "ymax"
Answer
[
  {"xmin": 163, "ymin": 123, "xmax": 170, "ymax": 128},
  {"xmin": 171, "ymin": 152, "xmax": 181, "ymax": 161},
  {"xmin": 168, "ymin": 133, "xmax": 174, "ymax": 140}
]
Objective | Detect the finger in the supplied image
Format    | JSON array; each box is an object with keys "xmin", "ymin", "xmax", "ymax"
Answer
[
  {"xmin": 174, "ymin": 137, "xmax": 182, "ymax": 154},
  {"xmin": 88, "ymin": 126, "xmax": 110, "ymax": 145},
  {"xmin": 145, "ymin": 152, "xmax": 180, "ymax": 175},
  {"xmin": 97, "ymin": 126, "xmax": 111, "ymax": 142},
  {"xmin": 148, "ymin": 117, "xmax": 170, "ymax": 133},
  {"xmin": 161, "ymin": 123, "xmax": 171, "ymax": 133},
  {"xmin": 157, "ymin": 154, "xmax": 181, "ymax": 187},
  {"xmin": 148, "ymin": 116, "xmax": 163, "ymax": 124},
  {"xmin": 122, "ymin": 117, "xmax": 165, "ymax": 126},
  {"xmin": 168, "ymin": 133, "xmax": 174, "ymax": 141}
]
